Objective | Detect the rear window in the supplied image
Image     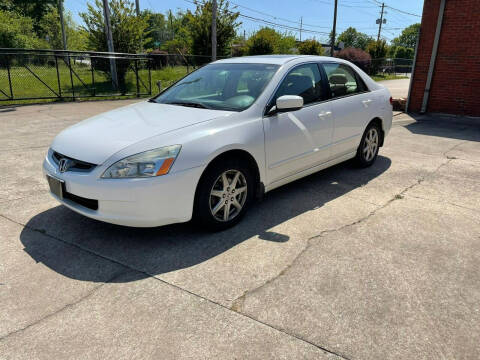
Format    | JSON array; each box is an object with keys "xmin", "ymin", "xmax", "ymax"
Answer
[{"xmin": 322, "ymin": 63, "xmax": 368, "ymax": 98}]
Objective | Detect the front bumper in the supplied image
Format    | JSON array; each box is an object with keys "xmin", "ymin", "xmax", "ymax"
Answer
[{"xmin": 43, "ymin": 152, "xmax": 205, "ymax": 227}]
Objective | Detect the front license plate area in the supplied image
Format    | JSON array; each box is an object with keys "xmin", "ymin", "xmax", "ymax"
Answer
[{"xmin": 47, "ymin": 175, "xmax": 64, "ymax": 199}]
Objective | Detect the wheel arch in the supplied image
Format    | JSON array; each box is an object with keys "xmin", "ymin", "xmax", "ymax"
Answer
[
  {"xmin": 368, "ymin": 117, "xmax": 385, "ymax": 147},
  {"xmin": 196, "ymin": 148, "xmax": 262, "ymax": 200}
]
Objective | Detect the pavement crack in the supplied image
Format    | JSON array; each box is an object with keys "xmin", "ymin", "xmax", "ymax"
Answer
[
  {"xmin": 0, "ymin": 213, "xmax": 347, "ymax": 358},
  {"xmin": 442, "ymin": 140, "xmax": 468, "ymax": 158},
  {"xmin": 406, "ymin": 194, "xmax": 480, "ymax": 214},
  {"xmin": 0, "ymin": 270, "xmax": 128, "ymax": 341},
  {"xmin": 0, "ymin": 140, "xmax": 466, "ymax": 358},
  {"xmin": 231, "ymin": 153, "xmax": 456, "ymax": 317}
]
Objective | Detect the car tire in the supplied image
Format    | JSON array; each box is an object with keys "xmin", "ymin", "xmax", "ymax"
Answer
[
  {"xmin": 355, "ymin": 122, "xmax": 381, "ymax": 167},
  {"xmin": 193, "ymin": 158, "xmax": 255, "ymax": 231}
]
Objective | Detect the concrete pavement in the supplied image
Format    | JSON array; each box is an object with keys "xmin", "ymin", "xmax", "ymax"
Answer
[
  {"xmin": 1, "ymin": 100, "xmax": 479, "ymax": 359},
  {"xmin": 378, "ymin": 78, "xmax": 411, "ymax": 99}
]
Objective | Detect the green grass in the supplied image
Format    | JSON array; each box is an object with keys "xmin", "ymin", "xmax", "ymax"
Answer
[
  {"xmin": 371, "ymin": 74, "xmax": 409, "ymax": 81},
  {"xmin": 1, "ymin": 63, "xmax": 407, "ymax": 107},
  {"xmin": 0, "ymin": 64, "xmax": 191, "ymax": 107}
]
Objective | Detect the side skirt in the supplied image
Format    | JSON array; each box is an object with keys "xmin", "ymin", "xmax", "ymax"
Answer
[{"xmin": 264, "ymin": 152, "xmax": 356, "ymax": 193}]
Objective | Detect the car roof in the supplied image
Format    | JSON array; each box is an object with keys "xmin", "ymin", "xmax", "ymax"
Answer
[{"xmin": 214, "ymin": 55, "xmax": 336, "ymax": 65}]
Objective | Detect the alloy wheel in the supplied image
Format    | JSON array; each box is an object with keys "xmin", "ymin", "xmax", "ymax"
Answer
[
  {"xmin": 363, "ymin": 127, "xmax": 379, "ymax": 162},
  {"xmin": 209, "ymin": 169, "xmax": 248, "ymax": 222}
]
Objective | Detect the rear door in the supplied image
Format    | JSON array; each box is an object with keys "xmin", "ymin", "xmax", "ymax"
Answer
[
  {"xmin": 321, "ymin": 63, "xmax": 373, "ymax": 157},
  {"xmin": 263, "ymin": 63, "xmax": 334, "ymax": 184}
]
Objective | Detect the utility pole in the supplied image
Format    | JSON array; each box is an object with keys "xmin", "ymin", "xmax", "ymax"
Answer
[
  {"xmin": 299, "ymin": 17, "xmax": 303, "ymax": 42},
  {"xmin": 57, "ymin": 0, "xmax": 67, "ymax": 50},
  {"xmin": 211, "ymin": 0, "xmax": 217, "ymax": 61},
  {"xmin": 330, "ymin": 0, "xmax": 338, "ymax": 56},
  {"xmin": 135, "ymin": 0, "xmax": 142, "ymax": 52},
  {"xmin": 377, "ymin": 2, "xmax": 385, "ymax": 42},
  {"xmin": 169, "ymin": 10, "xmax": 174, "ymax": 39},
  {"xmin": 135, "ymin": 0, "xmax": 140, "ymax": 16},
  {"xmin": 102, "ymin": 0, "xmax": 118, "ymax": 90}
]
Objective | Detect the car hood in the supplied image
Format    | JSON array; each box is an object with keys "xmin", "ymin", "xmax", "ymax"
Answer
[{"xmin": 51, "ymin": 101, "xmax": 234, "ymax": 164}]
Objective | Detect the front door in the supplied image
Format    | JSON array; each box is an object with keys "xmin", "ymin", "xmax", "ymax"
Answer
[{"xmin": 263, "ymin": 63, "xmax": 334, "ymax": 184}]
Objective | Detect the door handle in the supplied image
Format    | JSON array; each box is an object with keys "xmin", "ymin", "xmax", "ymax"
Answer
[{"xmin": 318, "ymin": 111, "xmax": 332, "ymax": 118}]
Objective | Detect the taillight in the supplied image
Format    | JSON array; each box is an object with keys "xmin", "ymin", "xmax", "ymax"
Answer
[{"xmin": 389, "ymin": 97, "xmax": 393, "ymax": 105}]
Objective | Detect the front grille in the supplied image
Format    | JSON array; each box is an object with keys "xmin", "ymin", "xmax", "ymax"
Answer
[
  {"xmin": 63, "ymin": 187, "xmax": 99, "ymax": 211},
  {"xmin": 52, "ymin": 151, "xmax": 97, "ymax": 172}
]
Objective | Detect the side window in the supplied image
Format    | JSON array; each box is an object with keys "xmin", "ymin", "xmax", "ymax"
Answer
[
  {"xmin": 322, "ymin": 63, "xmax": 366, "ymax": 99},
  {"xmin": 273, "ymin": 63, "xmax": 323, "ymax": 106}
]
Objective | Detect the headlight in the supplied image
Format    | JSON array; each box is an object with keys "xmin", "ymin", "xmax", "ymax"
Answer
[{"xmin": 101, "ymin": 145, "xmax": 181, "ymax": 179}]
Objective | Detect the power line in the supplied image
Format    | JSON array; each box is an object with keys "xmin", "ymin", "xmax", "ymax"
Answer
[
  {"xmin": 181, "ymin": 0, "xmax": 331, "ymax": 35},
  {"xmin": 229, "ymin": 0, "xmax": 331, "ymax": 29},
  {"xmin": 239, "ymin": 14, "xmax": 330, "ymax": 35},
  {"xmin": 368, "ymin": 0, "xmax": 421, "ymax": 18}
]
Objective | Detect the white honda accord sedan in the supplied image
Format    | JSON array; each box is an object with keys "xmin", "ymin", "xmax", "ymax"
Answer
[{"xmin": 43, "ymin": 55, "xmax": 392, "ymax": 230}]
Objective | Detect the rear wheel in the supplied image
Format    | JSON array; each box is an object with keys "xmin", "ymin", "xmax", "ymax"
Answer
[
  {"xmin": 355, "ymin": 123, "xmax": 381, "ymax": 167},
  {"xmin": 194, "ymin": 159, "xmax": 254, "ymax": 231}
]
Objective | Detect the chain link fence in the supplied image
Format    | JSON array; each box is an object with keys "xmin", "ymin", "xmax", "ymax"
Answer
[
  {"xmin": 0, "ymin": 49, "xmax": 216, "ymax": 104},
  {"xmin": 341, "ymin": 57, "xmax": 413, "ymax": 78},
  {"xmin": 0, "ymin": 49, "xmax": 412, "ymax": 105}
]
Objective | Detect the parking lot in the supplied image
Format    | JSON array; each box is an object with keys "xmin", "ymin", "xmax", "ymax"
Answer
[{"xmin": 1, "ymin": 100, "xmax": 479, "ymax": 359}]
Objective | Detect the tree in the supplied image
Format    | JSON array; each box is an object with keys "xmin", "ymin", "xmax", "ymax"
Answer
[
  {"xmin": 80, "ymin": 0, "xmax": 151, "ymax": 91},
  {"xmin": 142, "ymin": 10, "xmax": 169, "ymax": 50},
  {"xmin": 185, "ymin": 0, "xmax": 240, "ymax": 62},
  {"xmin": 231, "ymin": 34, "xmax": 247, "ymax": 57},
  {"xmin": 275, "ymin": 32, "xmax": 296, "ymax": 54},
  {"xmin": 366, "ymin": 40, "xmax": 387, "ymax": 74},
  {"xmin": 1, "ymin": 0, "xmax": 56, "ymax": 33},
  {"xmin": 366, "ymin": 39, "xmax": 387, "ymax": 59},
  {"xmin": 405, "ymin": 47, "xmax": 414, "ymax": 59},
  {"xmin": 337, "ymin": 27, "xmax": 373, "ymax": 50},
  {"xmin": 161, "ymin": 10, "xmax": 193, "ymax": 55},
  {"xmin": 392, "ymin": 23, "xmax": 420, "ymax": 49},
  {"xmin": 247, "ymin": 28, "xmax": 275, "ymax": 55},
  {"xmin": 393, "ymin": 46, "xmax": 408, "ymax": 59},
  {"xmin": 246, "ymin": 27, "xmax": 296, "ymax": 55},
  {"xmin": 81, "ymin": 0, "xmax": 150, "ymax": 53},
  {"xmin": 298, "ymin": 39, "xmax": 324, "ymax": 55},
  {"xmin": 39, "ymin": 8, "xmax": 88, "ymax": 50},
  {"xmin": 392, "ymin": 45, "xmax": 414, "ymax": 59},
  {"xmin": 387, "ymin": 44, "xmax": 397, "ymax": 58},
  {"xmin": 0, "ymin": 9, "xmax": 47, "ymax": 48}
]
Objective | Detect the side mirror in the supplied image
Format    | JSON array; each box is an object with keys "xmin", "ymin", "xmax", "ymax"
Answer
[{"xmin": 276, "ymin": 95, "xmax": 304, "ymax": 112}]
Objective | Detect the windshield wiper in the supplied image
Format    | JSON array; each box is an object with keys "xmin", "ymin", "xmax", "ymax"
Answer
[{"xmin": 166, "ymin": 101, "xmax": 211, "ymax": 109}]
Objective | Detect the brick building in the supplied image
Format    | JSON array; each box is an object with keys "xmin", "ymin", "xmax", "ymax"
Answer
[{"xmin": 407, "ymin": 0, "xmax": 480, "ymax": 116}]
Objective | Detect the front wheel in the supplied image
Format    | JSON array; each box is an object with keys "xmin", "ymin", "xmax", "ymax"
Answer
[
  {"xmin": 193, "ymin": 159, "xmax": 254, "ymax": 231},
  {"xmin": 355, "ymin": 123, "xmax": 381, "ymax": 167}
]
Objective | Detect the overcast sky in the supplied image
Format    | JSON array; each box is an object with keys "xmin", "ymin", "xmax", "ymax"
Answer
[{"xmin": 65, "ymin": 0, "xmax": 424, "ymax": 43}]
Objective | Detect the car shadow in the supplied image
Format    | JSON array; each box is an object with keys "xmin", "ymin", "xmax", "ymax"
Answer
[
  {"xmin": 405, "ymin": 114, "xmax": 480, "ymax": 142},
  {"xmin": 20, "ymin": 156, "xmax": 391, "ymax": 283}
]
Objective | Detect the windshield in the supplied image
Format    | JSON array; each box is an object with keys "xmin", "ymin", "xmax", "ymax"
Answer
[{"xmin": 153, "ymin": 63, "xmax": 280, "ymax": 111}]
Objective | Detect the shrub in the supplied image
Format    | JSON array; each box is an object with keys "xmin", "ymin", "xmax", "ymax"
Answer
[
  {"xmin": 246, "ymin": 27, "xmax": 296, "ymax": 55},
  {"xmin": 247, "ymin": 31, "xmax": 274, "ymax": 55},
  {"xmin": 335, "ymin": 47, "xmax": 371, "ymax": 72},
  {"xmin": 298, "ymin": 39, "xmax": 324, "ymax": 55}
]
